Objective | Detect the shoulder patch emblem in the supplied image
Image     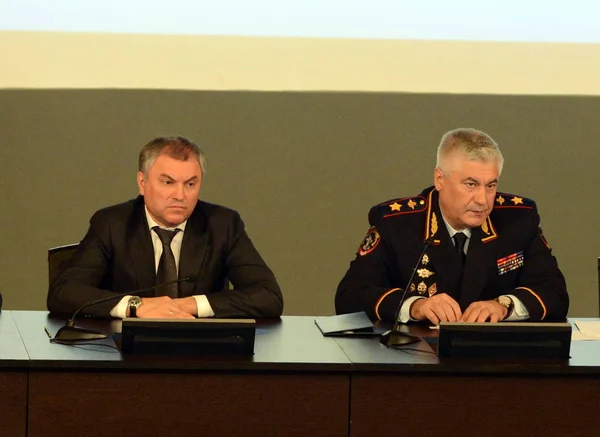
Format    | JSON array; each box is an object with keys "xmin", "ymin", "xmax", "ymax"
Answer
[
  {"xmin": 379, "ymin": 195, "xmax": 427, "ymax": 218},
  {"xmin": 358, "ymin": 226, "xmax": 381, "ymax": 256}
]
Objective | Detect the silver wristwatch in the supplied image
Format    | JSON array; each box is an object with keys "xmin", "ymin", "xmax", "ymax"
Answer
[{"xmin": 128, "ymin": 296, "xmax": 143, "ymax": 317}]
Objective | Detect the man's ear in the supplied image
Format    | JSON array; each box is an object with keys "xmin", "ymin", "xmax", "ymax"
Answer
[
  {"xmin": 433, "ymin": 167, "xmax": 445, "ymax": 191},
  {"xmin": 137, "ymin": 171, "xmax": 145, "ymax": 195}
]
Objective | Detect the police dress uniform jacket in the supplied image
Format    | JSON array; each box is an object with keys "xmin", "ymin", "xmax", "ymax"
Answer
[
  {"xmin": 336, "ymin": 187, "xmax": 568, "ymax": 323},
  {"xmin": 47, "ymin": 196, "xmax": 283, "ymax": 319}
]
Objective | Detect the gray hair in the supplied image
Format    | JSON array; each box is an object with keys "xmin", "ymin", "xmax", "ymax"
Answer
[
  {"xmin": 436, "ymin": 128, "xmax": 504, "ymax": 176},
  {"xmin": 138, "ymin": 136, "xmax": 206, "ymax": 177}
]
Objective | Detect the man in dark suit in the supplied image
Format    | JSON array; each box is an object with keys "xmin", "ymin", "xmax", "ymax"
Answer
[
  {"xmin": 336, "ymin": 128, "xmax": 568, "ymax": 324},
  {"xmin": 48, "ymin": 136, "xmax": 283, "ymax": 319}
]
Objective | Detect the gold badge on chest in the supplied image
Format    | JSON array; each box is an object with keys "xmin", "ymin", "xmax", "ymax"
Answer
[
  {"xmin": 428, "ymin": 283, "xmax": 437, "ymax": 297},
  {"xmin": 417, "ymin": 268, "xmax": 434, "ymax": 279}
]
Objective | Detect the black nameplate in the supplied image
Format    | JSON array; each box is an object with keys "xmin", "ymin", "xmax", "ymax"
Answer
[
  {"xmin": 438, "ymin": 322, "xmax": 571, "ymax": 359},
  {"xmin": 121, "ymin": 318, "xmax": 256, "ymax": 355}
]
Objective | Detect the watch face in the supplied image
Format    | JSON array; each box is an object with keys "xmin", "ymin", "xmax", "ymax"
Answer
[
  {"xmin": 497, "ymin": 296, "xmax": 511, "ymax": 308},
  {"xmin": 129, "ymin": 296, "xmax": 142, "ymax": 307}
]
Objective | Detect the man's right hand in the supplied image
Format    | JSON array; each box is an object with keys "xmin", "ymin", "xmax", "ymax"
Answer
[
  {"xmin": 134, "ymin": 296, "xmax": 195, "ymax": 319},
  {"xmin": 409, "ymin": 293, "xmax": 462, "ymax": 324}
]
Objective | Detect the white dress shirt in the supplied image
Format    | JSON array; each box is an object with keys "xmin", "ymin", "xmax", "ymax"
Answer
[
  {"xmin": 399, "ymin": 212, "xmax": 529, "ymax": 322},
  {"xmin": 109, "ymin": 207, "xmax": 215, "ymax": 318}
]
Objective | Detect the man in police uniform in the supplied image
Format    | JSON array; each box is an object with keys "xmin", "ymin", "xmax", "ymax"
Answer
[{"xmin": 336, "ymin": 128, "xmax": 569, "ymax": 324}]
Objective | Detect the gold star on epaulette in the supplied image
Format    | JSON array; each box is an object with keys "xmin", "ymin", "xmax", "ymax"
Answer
[
  {"xmin": 494, "ymin": 193, "xmax": 533, "ymax": 209},
  {"xmin": 380, "ymin": 195, "xmax": 427, "ymax": 218}
]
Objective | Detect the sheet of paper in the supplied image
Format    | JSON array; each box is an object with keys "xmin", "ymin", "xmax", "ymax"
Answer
[
  {"xmin": 574, "ymin": 321, "xmax": 600, "ymax": 336},
  {"xmin": 571, "ymin": 330, "xmax": 600, "ymax": 341},
  {"xmin": 573, "ymin": 321, "xmax": 600, "ymax": 340}
]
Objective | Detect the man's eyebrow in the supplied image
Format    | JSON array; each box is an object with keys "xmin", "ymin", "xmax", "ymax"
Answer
[
  {"xmin": 184, "ymin": 176, "xmax": 198, "ymax": 183},
  {"xmin": 159, "ymin": 174, "xmax": 175, "ymax": 181},
  {"xmin": 461, "ymin": 177, "xmax": 498, "ymax": 185}
]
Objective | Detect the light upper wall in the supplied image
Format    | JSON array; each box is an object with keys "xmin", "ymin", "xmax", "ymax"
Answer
[{"xmin": 2, "ymin": 31, "xmax": 600, "ymax": 95}]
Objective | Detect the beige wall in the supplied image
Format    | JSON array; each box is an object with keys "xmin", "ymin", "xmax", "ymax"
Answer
[
  {"xmin": 0, "ymin": 90, "xmax": 598, "ymax": 316},
  {"xmin": 2, "ymin": 31, "xmax": 600, "ymax": 95}
]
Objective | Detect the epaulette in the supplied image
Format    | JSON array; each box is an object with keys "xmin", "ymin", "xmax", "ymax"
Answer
[
  {"xmin": 378, "ymin": 195, "xmax": 428, "ymax": 218},
  {"xmin": 493, "ymin": 192, "xmax": 534, "ymax": 209}
]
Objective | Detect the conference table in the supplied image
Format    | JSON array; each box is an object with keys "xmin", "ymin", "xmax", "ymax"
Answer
[
  {"xmin": 2, "ymin": 311, "xmax": 600, "ymax": 437},
  {"xmin": 0, "ymin": 313, "xmax": 28, "ymax": 437}
]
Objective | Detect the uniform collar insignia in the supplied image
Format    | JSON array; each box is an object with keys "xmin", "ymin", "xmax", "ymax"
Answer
[
  {"xmin": 480, "ymin": 215, "xmax": 498, "ymax": 243},
  {"xmin": 424, "ymin": 188, "xmax": 441, "ymax": 245},
  {"xmin": 424, "ymin": 188, "xmax": 498, "ymax": 244}
]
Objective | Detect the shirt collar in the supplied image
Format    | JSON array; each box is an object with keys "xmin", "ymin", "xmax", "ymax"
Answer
[{"xmin": 439, "ymin": 208, "xmax": 471, "ymax": 240}]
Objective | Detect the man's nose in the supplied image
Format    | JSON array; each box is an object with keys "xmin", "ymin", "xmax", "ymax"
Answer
[
  {"xmin": 473, "ymin": 186, "xmax": 486, "ymax": 204},
  {"xmin": 172, "ymin": 183, "xmax": 184, "ymax": 200}
]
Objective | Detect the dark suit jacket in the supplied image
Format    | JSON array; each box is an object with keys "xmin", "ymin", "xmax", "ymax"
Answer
[
  {"xmin": 47, "ymin": 196, "xmax": 283, "ymax": 318},
  {"xmin": 336, "ymin": 187, "xmax": 569, "ymax": 322}
]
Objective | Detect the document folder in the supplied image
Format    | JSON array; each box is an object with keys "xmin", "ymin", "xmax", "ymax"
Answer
[{"xmin": 314, "ymin": 312, "xmax": 378, "ymax": 337}]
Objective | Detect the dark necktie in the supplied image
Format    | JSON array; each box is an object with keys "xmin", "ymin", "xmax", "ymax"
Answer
[
  {"xmin": 153, "ymin": 226, "xmax": 181, "ymax": 298},
  {"xmin": 453, "ymin": 232, "xmax": 467, "ymax": 266}
]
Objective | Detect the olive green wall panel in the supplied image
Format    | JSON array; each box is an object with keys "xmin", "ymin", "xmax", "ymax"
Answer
[{"xmin": 0, "ymin": 90, "xmax": 597, "ymax": 316}]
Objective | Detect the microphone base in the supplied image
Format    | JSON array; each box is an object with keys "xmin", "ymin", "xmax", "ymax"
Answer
[
  {"xmin": 380, "ymin": 329, "xmax": 421, "ymax": 347},
  {"xmin": 52, "ymin": 325, "xmax": 108, "ymax": 343}
]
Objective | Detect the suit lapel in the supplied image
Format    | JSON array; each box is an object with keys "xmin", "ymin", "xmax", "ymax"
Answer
[
  {"xmin": 126, "ymin": 198, "xmax": 156, "ymax": 291},
  {"xmin": 459, "ymin": 223, "xmax": 499, "ymax": 308},
  {"xmin": 422, "ymin": 189, "xmax": 463, "ymax": 299},
  {"xmin": 425, "ymin": 231, "xmax": 464, "ymax": 299},
  {"xmin": 422, "ymin": 189, "xmax": 499, "ymax": 306},
  {"xmin": 178, "ymin": 203, "xmax": 210, "ymax": 296}
]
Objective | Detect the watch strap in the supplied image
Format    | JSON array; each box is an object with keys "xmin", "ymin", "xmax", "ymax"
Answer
[{"xmin": 128, "ymin": 296, "xmax": 142, "ymax": 318}]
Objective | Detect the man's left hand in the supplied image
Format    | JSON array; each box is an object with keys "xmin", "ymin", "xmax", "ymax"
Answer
[
  {"xmin": 460, "ymin": 300, "xmax": 508, "ymax": 323},
  {"xmin": 172, "ymin": 296, "xmax": 198, "ymax": 316}
]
